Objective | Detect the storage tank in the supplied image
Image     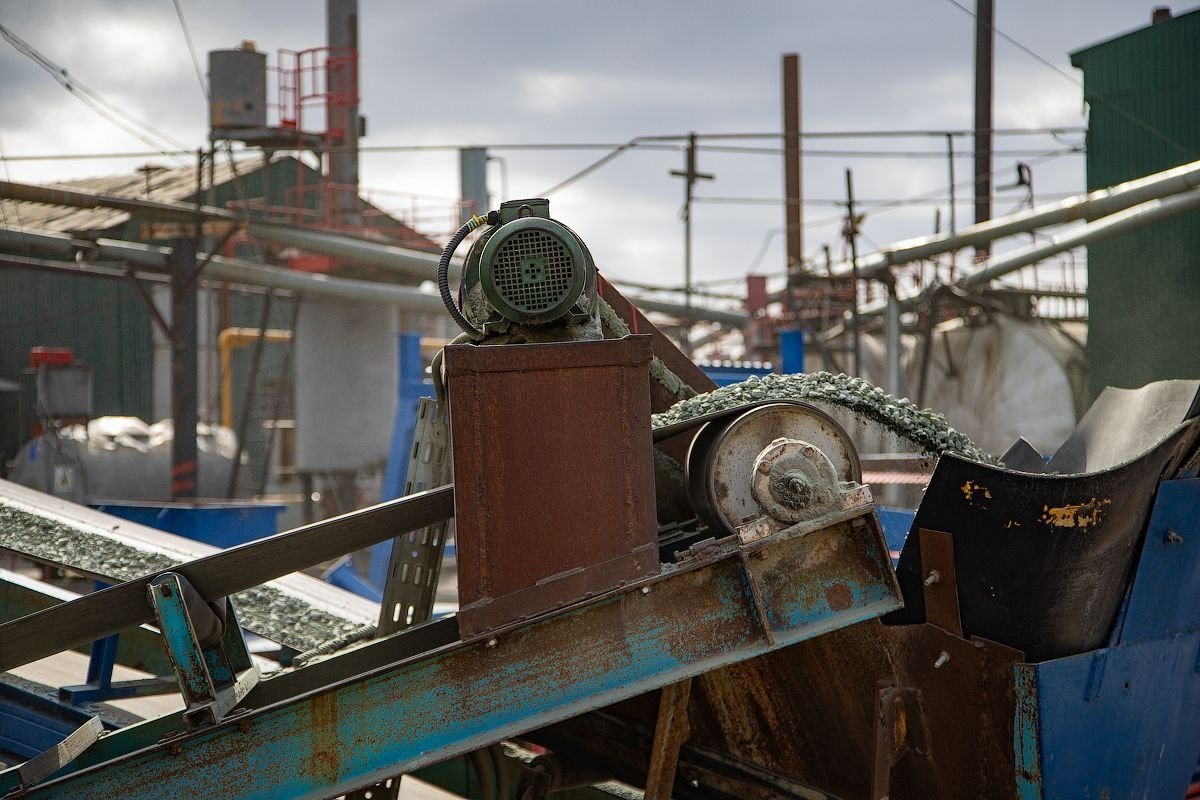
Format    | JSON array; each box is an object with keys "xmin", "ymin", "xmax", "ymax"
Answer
[
  {"xmin": 8, "ymin": 417, "xmax": 245, "ymax": 502},
  {"xmin": 903, "ymin": 316, "xmax": 1087, "ymax": 457},
  {"xmin": 208, "ymin": 45, "xmax": 268, "ymax": 130}
]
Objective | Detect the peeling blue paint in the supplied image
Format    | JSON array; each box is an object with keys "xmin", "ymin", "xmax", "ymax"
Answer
[{"xmin": 2, "ymin": 510, "xmax": 901, "ymax": 800}]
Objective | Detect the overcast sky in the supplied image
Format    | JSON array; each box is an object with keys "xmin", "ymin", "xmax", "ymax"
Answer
[{"xmin": 0, "ymin": 1, "xmax": 1181, "ymax": 298}]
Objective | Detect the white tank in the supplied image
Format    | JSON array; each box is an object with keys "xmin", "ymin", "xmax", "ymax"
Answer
[
  {"xmin": 903, "ymin": 317, "xmax": 1086, "ymax": 457},
  {"xmin": 9, "ymin": 417, "xmax": 244, "ymax": 502}
]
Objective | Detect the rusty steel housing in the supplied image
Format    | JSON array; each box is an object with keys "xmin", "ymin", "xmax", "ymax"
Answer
[{"xmin": 446, "ymin": 335, "xmax": 660, "ymax": 637}]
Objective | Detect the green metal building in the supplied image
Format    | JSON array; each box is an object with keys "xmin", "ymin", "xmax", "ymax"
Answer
[
  {"xmin": 1070, "ymin": 8, "xmax": 1200, "ymax": 400},
  {"xmin": 0, "ymin": 156, "xmax": 436, "ymax": 473}
]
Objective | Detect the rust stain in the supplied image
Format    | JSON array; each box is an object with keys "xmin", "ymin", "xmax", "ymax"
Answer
[
  {"xmin": 308, "ymin": 692, "xmax": 341, "ymax": 782},
  {"xmin": 1040, "ymin": 497, "xmax": 1111, "ymax": 530},
  {"xmin": 825, "ymin": 581, "xmax": 853, "ymax": 611},
  {"xmin": 890, "ymin": 694, "xmax": 908, "ymax": 756}
]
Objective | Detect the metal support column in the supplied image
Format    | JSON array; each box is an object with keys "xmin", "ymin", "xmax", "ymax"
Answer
[
  {"xmin": 844, "ymin": 169, "xmax": 863, "ymax": 378},
  {"xmin": 459, "ymin": 147, "xmax": 489, "ymax": 221},
  {"xmin": 643, "ymin": 678, "xmax": 693, "ymax": 800},
  {"xmin": 946, "ymin": 132, "xmax": 958, "ymax": 275},
  {"xmin": 885, "ymin": 279, "xmax": 902, "ymax": 396},
  {"xmin": 327, "ymin": 0, "xmax": 360, "ymax": 226},
  {"xmin": 973, "ymin": 0, "xmax": 994, "ymax": 260},
  {"xmin": 169, "ymin": 236, "xmax": 199, "ymax": 499}
]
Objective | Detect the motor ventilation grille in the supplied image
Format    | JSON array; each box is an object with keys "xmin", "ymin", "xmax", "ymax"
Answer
[{"xmin": 490, "ymin": 228, "xmax": 576, "ymax": 315}]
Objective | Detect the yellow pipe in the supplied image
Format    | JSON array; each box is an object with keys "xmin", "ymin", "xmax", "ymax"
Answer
[{"xmin": 218, "ymin": 327, "xmax": 294, "ymax": 429}]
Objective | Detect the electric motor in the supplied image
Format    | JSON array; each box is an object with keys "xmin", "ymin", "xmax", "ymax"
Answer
[{"xmin": 460, "ymin": 198, "xmax": 598, "ymax": 335}]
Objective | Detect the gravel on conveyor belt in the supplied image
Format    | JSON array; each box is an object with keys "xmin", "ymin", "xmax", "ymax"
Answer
[
  {"xmin": 0, "ymin": 503, "xmax": 366, "ymax": 651},
  {"xmin": 651, "ymin": 371, "xmax": 998, "ymax": 464}
]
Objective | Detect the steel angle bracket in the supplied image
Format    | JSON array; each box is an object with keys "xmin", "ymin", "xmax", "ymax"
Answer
[
  {"xmin": 1, "ymin": 504, "xmax": 900, "ymax": 800},
  {"xmin": 147, "ymin": 572, "xmax": 259, "ymax": 731}
]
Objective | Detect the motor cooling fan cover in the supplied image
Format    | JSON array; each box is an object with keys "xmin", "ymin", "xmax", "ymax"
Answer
[{"xmin": 479, "ymin": 217, "xmax": 587, "ymax": 325}]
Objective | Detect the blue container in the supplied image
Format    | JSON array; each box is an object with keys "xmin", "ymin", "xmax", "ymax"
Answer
[
  {"xmin": 92, "ymin": 501, "xmax": 284, "ymax": 548},
  {"xmin": 699, "ymin": 360, "xmax": 774, "ymax": 387}
]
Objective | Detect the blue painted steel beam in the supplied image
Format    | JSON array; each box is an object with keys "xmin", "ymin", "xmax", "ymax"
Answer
[
  {"xmin": 329, "ymin": 331, "xmax": 432, "ymax": 599},
  {"xmin": 778, "ymin": 328, "xmax": 805, "ymax": 374},
  {"xmin": 1, "ymin": 511, "xmax": 899, "ymax": 799},
  {"xmin": 1023, "ymin": 478, "xmax": 1200, "ymax": 799},
  {"xmin": 148, "ymin": 574, "xmax": 218, "ymax": 709}
]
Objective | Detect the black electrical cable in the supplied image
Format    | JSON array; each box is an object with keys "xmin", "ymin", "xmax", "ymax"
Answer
[{"xmin": 437, "ymin": 214, "xmax": 490, "ymax": 338}]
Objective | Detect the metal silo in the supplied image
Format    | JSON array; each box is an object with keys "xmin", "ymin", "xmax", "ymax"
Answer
[{"xmin": 208, "ymin": 45, "xmax": 268, "ymax": 131}]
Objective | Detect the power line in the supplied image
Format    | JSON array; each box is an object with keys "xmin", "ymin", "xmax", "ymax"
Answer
[
  {"xmin": 0, "ymin": 143, "xmax": 1087, "ymax": 162},
  {"xmin": 0, "ymin": 22, "xmax": 191, "ymax": 159},
  {"xmin": 636, "ymin": 127, "xmax": 1085, "ymax": 141},
  {"xmin": 695, "ymin": 191, "xmax": 1077, "ymax": 207},
  {"xmin": 0, "ymin": 133, "xmax": 1089, "ymax": 164},
  {"xmin": 938, "ymin": 0, "xmax": 1195, "ymax": 159},
  {"xmin": 694, "ymin": 145, "xmax": 1083, "ymax": 158},
  {"xmin": 538, "ymin": 139, "xmax": 643, "ymax": 196},
  {"xmin": 170, "ymin": 0, "xmax": 209, "ymax": 100}
]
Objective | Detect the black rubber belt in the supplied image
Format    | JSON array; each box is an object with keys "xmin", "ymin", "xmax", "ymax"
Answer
[{"xmin": 0, "ymin": 485, "xmax": 454, "ymax": 673}]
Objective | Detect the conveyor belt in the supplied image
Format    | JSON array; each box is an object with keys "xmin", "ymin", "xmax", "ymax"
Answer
[{"xmin": 0, "ymin": 478, "xmax": 384, "ymax": 654}]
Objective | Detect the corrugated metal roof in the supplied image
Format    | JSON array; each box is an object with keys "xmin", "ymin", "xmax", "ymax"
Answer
[
  {"xmin": 0, "ymin": 159, "xmax": 249, "ymax": 236},
  {"xmin": 0, "ymin": 156, "xmax": 439, "ymax": 252}
]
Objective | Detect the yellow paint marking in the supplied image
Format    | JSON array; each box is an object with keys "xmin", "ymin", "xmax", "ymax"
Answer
[
  {"xmin": 961, "ymin": 480, "xmax": 993, "ymax": 502},
  {"xmin": 1040, "ymin": 497, "xmax": 1112, "ymax": 530}
]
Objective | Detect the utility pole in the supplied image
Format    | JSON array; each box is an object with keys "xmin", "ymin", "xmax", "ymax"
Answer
[
  {"xmin": 945, "ymin": 132, "xmax": 958, "ymax": 277},
  {"xmin": 669, "ymin": 131, "xmax": 713, "ymax": 354},
  {"xmin": 973, "ymin": 0, "xmax": 994, "ymax": 261},
  {"xmin": 782, "ymin": 53, "xmax": 803, "ymax": 323},
  {"xmin": 844, "ymin": 168, "xmax": 863, "ymax": 378},
  {"xmin": 782, "ymin": 54, "xmax": 803, "ymax": 273}
]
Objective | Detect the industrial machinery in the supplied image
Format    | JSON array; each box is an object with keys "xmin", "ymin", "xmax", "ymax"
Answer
[
  {"xmin": 2, "ymin": 205, "xmax": 1200, "ymax": 799},
  {"xmin": 440, "ymin": 198, "xmax": 600, "ymax": 339}
]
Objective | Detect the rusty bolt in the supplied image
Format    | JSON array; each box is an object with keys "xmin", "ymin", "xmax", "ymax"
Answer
[
  {"xmin": 1165, "ymin": 528, "xmax": 1184, "ymax": 545},
  {"xmin": 169, "ymin": 741, "xmax": 183, "ymax": 757},
  {"xmin": 933, "ymin": 651, "xmax": 950, "ymax": 669},
  {"xmin": 485, "ymin": 637, "xmax": 498, "ymax": 648},
  {"xmin": 239, "ymin": 720, "xmax": 251, "ymax": 734},
  {"xmin": 757, "ymin": 461, "xmax": 772, "ymax": 474},
  {"xmin": 160, "ymin": 583, "xmax": 173, "ymax": 597},
  {"xmin": 802, "ymin": 445, "xmax": 816, "ymax": 458},
  {"xmin": 923, "ymin": 570, "xmax": 940, "ymax": 586}
]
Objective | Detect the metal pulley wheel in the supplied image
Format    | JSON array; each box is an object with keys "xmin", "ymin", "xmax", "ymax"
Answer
[{"xmin": 685, "ymin": 401, "xmax": 861, "ymax": 535}]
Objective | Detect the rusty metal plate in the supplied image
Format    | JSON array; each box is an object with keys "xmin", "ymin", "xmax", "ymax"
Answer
[
  {"xmin": 446, "ymin": 336, "xmax": 660, "ymax": 637},
  {"xmin": 534, "ymin": 618, "xmax": 1023, "ymax": 800},
  {"xmin": 918, "ymin": 529, "xmax": 963, "ymax": 637},
  {"xmin": 3, "ymin": 500, "xmax": 900, "ymax": 800}
]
